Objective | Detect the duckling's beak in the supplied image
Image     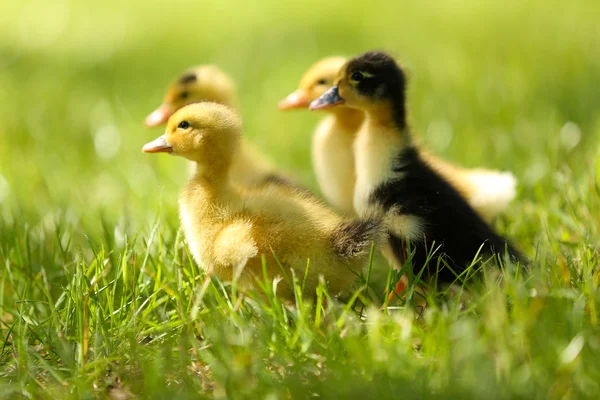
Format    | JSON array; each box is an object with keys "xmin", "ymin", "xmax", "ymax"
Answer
[
  {"xmin": 142, "ymin": 135, "xmax": 173, "ymax": 153},
  {"xmin": 278, "ymin": 89, "xmax": 311, "ymax": 110},
  {"xmin": 145, "ymin": 104, "xmax": 174, "ymax": 127},
  {"xmin": 309, "ymin": 86, "xmax": 344, "ymax": 110}
]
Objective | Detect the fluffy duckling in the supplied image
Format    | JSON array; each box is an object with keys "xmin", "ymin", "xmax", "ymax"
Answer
[
  {"xmin": 311, "ymin": 51, "xmax": 522, "ymax": 283},
  {"xmin": 142, "ymin": 102, "xmax": 384, "ymax": 300},
  {"xmin": 280, "ymin": 57, "xmax": 360, "ymax": 214},
  {"xmin": 145, "ymin": 65, "xmax": 287, "ymax": 187},
  {"xmin": 280, "ymin": 57, "xmax": 517, "ymax": 221}
]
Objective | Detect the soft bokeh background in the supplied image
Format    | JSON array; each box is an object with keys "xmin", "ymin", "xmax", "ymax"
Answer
[
  {"xmin": 2, "ymin": 1, "xmax": 600, "ymax": 397},
  {"xmin": 1, "ymin": 0, "xmax": 599, "ymax": 245}
]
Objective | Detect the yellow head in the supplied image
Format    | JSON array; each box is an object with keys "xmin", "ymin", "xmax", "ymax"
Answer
[
  {"xmin": 143, "ymin": 102, "xmax": 242, "ymax": 171},
  {"xmin": 278, "ymin": 57, "xmax": 347, "ymax": 110},
  {"xmin": 145, "ymin": 65, "xmax": 238, "ymax": 127}
]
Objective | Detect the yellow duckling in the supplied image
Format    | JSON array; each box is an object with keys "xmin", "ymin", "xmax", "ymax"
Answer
[
  {"xmin": 280, "ymin": 57, "xmax": 359, "ymax": 215},
  {"xmin": 145, "ymin": 65, "xmax": 288, "ymax": 187},
  {"xmin": 279, "ymin": 57, "xmax": 517, "ymax": 221},
  {"xmin": 142, "ymin": 102, "xmax": 384, "ymax": 300}
]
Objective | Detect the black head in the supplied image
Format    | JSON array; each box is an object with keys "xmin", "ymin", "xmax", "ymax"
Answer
[
  {"xmin": 337, "ymin": 51, "xmax": 408, "ymax": 130},
  {"xmin": 345, "ymin": 51, "xmax": 406, "ymax": 98}
]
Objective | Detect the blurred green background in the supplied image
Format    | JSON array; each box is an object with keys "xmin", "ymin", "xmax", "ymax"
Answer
[
  {"xmin": 2, "ymin": 1, "xmax": 600, "ymax": 397},
  {"xmin": 1, "ymin": 0, "xmax": 599, "ymax": 238}
]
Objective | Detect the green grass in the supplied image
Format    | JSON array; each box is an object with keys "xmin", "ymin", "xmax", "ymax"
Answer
[{"xmin": 1, "ymin": 0, "xmax": 600, "ymax": 398}]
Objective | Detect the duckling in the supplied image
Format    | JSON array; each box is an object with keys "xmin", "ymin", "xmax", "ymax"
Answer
[
  {"xmin": 279, "ymin": 57, "xmax": 360, "ymax": 214},
  {"xmin": 280, "ymin": 57, "xmax": 517, "ymax": 221},
  {"xmin": 145, "ymin": 65, "xmax": 288, "ymax": 187},
  {"xmin": 311, "ymin": 51, "xmax": 522, "ymax": 283},
  {"xmin": 142, "ymin": 102, "xmax": 384, "ymax": 300}
]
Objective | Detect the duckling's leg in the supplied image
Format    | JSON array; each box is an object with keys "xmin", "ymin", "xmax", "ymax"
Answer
[
  {"xmin": 381, "ymin": 240, "xmax": 429, "ymax": 309},
  {"xmin": 388, "ymin": 234, "xmax": 461, "ymax": 284}
]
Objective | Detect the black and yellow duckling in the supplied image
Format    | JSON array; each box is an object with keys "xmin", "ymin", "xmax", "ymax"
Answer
[
  {"xmin": 142, "ymin": 102, "xmax": 384, "ymax": 301},
  {"xmin": 311, "ymin": 51, "xmax": 522, "ymax": 283},
  {"xmin": 279, "ymin": 57, "xmax": 518, "ymax": 221}
]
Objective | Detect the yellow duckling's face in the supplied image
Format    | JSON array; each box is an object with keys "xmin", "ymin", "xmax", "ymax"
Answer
[
  {"xmin": 278, "ymin": 57, "xmax": 347, "ymax": 110},
  {"xmin": 143, "ymin": 102, "xmax": 241, "ymax": 164},
  {"xmin": 145, "ymin": 65, "xmax": 238, "ymax": 127},
  {"xmin": 310, "ymin": 51, "xmax": 407, "ymax": 121}
]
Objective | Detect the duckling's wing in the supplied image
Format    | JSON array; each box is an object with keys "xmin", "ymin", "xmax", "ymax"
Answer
[
  {"xmin": 331, "ymin": 218, "xmax": 385, "ymax": 259},
  {"xmin": 420, "ymin": 151, "xmax": 517, "ymax": 221},
  {"xmin": 213, "ymin": 220, "xmax": 258, "ymax": 270}
]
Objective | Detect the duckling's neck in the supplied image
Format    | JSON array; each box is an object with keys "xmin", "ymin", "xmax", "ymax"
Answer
[
  {"xmin": 363, "ymin": 104, "xmax": 412, "ymax": 146},
  {"xmin": 329, "ymin": 107, "xmax": 364, "ymax": 132},
  {"xmin": 187, "ymin": 138, "xmax": 240, "ymax": 194},
  {"xmin": 188, "ymin": 162, "xmax": 236, "ymax": 199},
  {"xmin": 364, "ymin": 88, "xmax": 409, "ymax": 131},
  {"xmin": 353, "ymin": 107, "xmax": 412, "ymax": 216},
  {"xmin": 193, "ymin": 161, "xmax": 229, "ymax": 180}
]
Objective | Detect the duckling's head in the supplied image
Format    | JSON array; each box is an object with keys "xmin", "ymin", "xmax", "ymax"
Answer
[
  {"xmin": 145, "ymin": 65, "xmax": 238, "ymax": 127},
  {"xmin": 310, "ymin": 51, "xmax": 408, "ymax": 129},
  {"xmin": 143, "ymin": 102, "xmax": 241, "ymax": 168},
  {"xmin": 278, "ymin": 57, "xmax": 347, "ymax": 110}
]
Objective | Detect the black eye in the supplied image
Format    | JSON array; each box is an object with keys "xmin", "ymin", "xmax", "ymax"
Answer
[
  {"xmin": 178, "ymin": 120, "xmax": 190, "ymax": 129},
  {"xmin": 180, "ymin": 91, "xmax": 189, "ymax": 99},
  {"xmin": 316, "ymin": 78, "xmax": 328, "ymax": 85},
  {"xmin": 351, "ymin": 71, "xmax": 364, "ymax": 81}
]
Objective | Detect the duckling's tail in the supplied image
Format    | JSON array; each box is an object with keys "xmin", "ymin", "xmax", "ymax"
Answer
[{"xmin": 332, "ymin": 218, "xmax": 386, "ymax": 259}]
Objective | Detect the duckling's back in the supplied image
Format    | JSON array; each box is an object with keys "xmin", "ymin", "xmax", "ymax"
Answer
[
  {"xmin": 240, "ymin": 185, "xmax": 364, "ymax": 297},
  {"xmin": 246, "ymin": 187, "xmax": 383, "ymax": 296},
  {"xmin": 181, "ymin": 180, "xmax": 379, "ymax": 299}
]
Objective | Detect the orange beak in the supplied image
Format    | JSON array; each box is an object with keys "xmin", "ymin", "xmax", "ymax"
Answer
[
  {"xmin": 142, "ymin": 135, "xmax": 173, "ymax": 153},
  {"xmin": 145, "ymin": 104, "xmax": 174, "ymax": 127},
  {"xmin": 278, "ymin": 89, "xmax": 311, "ymax": 110}
]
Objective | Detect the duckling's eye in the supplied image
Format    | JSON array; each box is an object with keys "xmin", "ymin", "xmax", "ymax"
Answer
[
  {"xmin": 180, "ymin": 91, "xmax": 189, "ymax": 100},
  {"xmin": 178, "ymin": 120, "xmax": 190, "ymax": 129},
  {"xmin": 316, "ymin": 78, "xmax": 328, "ymax": 85},
  {"xmin": 350, "ymin": 71, "xmax": 364, "ymax": 82}
]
